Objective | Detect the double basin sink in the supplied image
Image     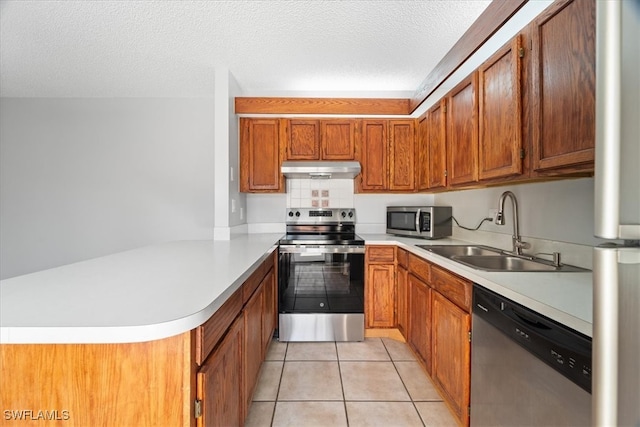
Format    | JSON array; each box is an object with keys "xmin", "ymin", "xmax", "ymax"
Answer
[{"xmin": 417, "ymin": 245, "xmax": 588, "ymax": 272}]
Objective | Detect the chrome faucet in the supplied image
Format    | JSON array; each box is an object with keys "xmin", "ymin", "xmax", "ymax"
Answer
[{"xmin": 496, "ymin": 191, "xmax": 530, "ymax": 256}]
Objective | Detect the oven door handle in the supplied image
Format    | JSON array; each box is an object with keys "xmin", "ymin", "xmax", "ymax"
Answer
[{"xmin": 279, "ymin": 245, "xmax": 365, "ymax": 254}]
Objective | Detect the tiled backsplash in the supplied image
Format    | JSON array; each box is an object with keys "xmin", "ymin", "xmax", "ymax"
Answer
[{"xmin": 286, "ymin": 179, "xmax": 354, "ymax": 208}]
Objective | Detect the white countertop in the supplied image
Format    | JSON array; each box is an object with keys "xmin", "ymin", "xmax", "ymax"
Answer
[
  {"xmin": 0, "ymin": 233, "xmax": 593, "ymax": 344},
  {"xmin": 362, "ymin": 234, "xmax": 593, "ymax": 337},
  {"xmin": 0, "ymin": 235, "xmax": 281, "ymax": 344}
]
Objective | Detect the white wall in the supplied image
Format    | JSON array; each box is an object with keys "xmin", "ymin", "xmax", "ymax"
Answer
[
  {"xmin": 213, "ymin": 69, "xmax": 246, "ymax": 238},
  {"xmin": 246, "ymin": 191, "xmax": 434, "ymax": 234},
  {"xmin": 228, "ymin": 72, "xmax": 246, "ymax": 229},
  {"xmin": 434, "ymin": 178, "xmax": 603, "ymax": 246},
  {"xmin": 0, "ymin": 97, "xmax": 215, "ymax": 279}
]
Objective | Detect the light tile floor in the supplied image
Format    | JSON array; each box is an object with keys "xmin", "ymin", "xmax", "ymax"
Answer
[{"xmin": 245, "ymin": 337, "xmax": 458, "ymax": 427}]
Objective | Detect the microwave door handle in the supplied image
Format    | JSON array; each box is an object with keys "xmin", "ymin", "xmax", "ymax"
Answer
[{"xmin": 415, "ymin": 209, "xmax": 421, "ymax": 233}]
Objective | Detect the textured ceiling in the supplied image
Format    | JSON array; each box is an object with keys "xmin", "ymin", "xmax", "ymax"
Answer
[{"xmin": 0, "ymin": 0, "xmax": 491, "ymax": 98}]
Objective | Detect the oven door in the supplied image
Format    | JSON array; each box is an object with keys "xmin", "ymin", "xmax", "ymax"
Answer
[{"xmin": 278, "ymin": 245, "xmax": 365, "ymax": 341}]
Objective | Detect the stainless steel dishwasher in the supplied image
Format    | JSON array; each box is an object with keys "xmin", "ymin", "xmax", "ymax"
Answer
[{"xmin": 470, "ymin": 285, "xmax": 591, "ymax": 426}]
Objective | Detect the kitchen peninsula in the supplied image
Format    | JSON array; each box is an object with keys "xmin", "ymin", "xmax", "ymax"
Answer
[{"xmin": 1, "ymin": 234, "xmax": 592, "ymax": 426}]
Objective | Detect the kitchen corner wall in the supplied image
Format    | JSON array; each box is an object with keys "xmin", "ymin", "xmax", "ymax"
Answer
[
  {"xmin": 0, "ymin": 97, "xmax": 215, "ymax": 279},
  {"xmin": 213, "ymin": 68, "xmax": 246, "ymax": 239},
  {"xmin": 434, "ymin": 177, "xmax": 603, "ymax": 247}
]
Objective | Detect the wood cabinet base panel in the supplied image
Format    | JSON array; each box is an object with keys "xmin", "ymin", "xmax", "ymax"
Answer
[
  {"xmin": 0, "ymin": 332, "xmax": 195, "ymax": 427},
  {"xmin": 364, "ymin": 328, "xmax": 406, "ymax": 342}
]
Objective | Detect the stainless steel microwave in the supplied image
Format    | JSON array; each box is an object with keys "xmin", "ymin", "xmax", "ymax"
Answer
[{"xmin": 386, "ymin": 206, "xmax": 452, "ymax": 239}]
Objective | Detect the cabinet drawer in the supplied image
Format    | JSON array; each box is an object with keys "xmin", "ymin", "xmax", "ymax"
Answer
[
  {"xmin": 366, "ymin": 246, "xmax": 396, "ymax": 263},
  {"xmin": 408, "ymin": 253, "xmax": 431, "ymax": 283},
  {"xmin": 243, "ymin": 252, "xmax": 275, "ymax": 303},
  {"xmin": 196, "ymin": 288, "xmax": 243, "ymax": 365},
  {"xmin": 397, "ymin": 248, "xmax": 409, "ymax": 268},
  {"xmin": 431, "ymin": 265, "xmax": 472, "ymax": 312}
]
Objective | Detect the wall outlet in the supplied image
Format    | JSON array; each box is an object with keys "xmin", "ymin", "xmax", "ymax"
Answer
[
  {"xmin": 231, "ymin": 199, "xmax": 236, "ymax": 213},
  {"xmin": 230, "ymin": 166, "xmax": 234, "ymax": 182},
  {"xmin": 240, "ymin": 207, "xmax": 244, "ymax": 220},
  {"xmin": 489, "ymin": 209, "xmax": 499, "ymax": 222}
]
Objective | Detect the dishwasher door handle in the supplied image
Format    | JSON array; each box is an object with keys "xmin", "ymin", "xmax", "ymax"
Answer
[{"xmin": 511, "ymin": 310, "xmax": 552, "ymax": 330}]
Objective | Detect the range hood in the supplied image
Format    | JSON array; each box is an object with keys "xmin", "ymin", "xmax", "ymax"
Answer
[{"xmin": 281, "ymin": 161, "xmax": 361, "ymax": 179}]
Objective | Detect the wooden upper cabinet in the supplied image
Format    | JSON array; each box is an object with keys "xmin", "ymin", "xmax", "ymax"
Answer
[
  {"xmin": 530, "ymin": 0, "xmax": 595, "ymax": 173},
  {"xmin": 286, "ymin": 119, "xmax": 320, "ymax": 160},
  {"xmin": 416, "ymin": 114, "xmax": 430, "ymax": 191},
  {"xmin": 426, "ymin": 99, "xmax": 448, "ymax": 190},
  {"xmin": 321, "ymin": 120, "xmax": 356, "ymax": 160},
  {"xmin": 478, "ymin": 35, "xmax": 523, "ymax": 181},
  {"xmin": 447, "ymin": 73, "xmax": 479, "ymax": 187},
  {"xmin": 285, "ymin": 119, "xmax": 356, "ymax": 161},
  {"xmin": 240, "ymin": 118, "xmax": 284, "ymax": 192},
  {"xmin": 358, "ymin": 120, "xmax": 416, "ymax": 192},
  {"xmin": 358, "ymin": 120, "xmax": 388, "ymax": 192},
  {"xmin": 389, "ymin": 120, "xmax": 416, "ymax": 191}
]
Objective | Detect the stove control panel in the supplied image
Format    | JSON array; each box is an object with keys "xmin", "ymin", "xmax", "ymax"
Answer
[{"xmin": 286, "ymin": 208, "xmax": 356, "ymax": 224}]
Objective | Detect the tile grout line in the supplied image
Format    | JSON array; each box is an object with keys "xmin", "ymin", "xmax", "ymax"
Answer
[
  {"xmin": 270, "ymin": 341, "xmax": 288, "ymax": 427},
  {"xmin": 381, "ymin": 338, "xmax": 428, "ymax": 427},
  {"xmin": 336, "ymin": 341, "xmax": 350, "ymax": 427}
]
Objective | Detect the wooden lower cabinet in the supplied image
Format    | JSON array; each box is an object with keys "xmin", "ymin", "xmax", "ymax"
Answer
[
  {"xmin": 397, "ymin": 264, "xmax": 408, "ymax": 336},
  {"xmin": 243, "ymin": 283, "xmax": 264, "ymax": 413},
  {"xmin": 432, "ymin": 291, "xmax": 471, "ymax": 426},
  {"xmin": 197, "ymin": 315, "xmax": 244, "ymax": 427},
  {"xmin": 365, "ymin": 246, "xmax": 396, "ymax": 328},
  {"xmin": 399, "ymin": 248, "xmax": 473, "ymax": 426},
  {"xmin": 407, "ymin": 273, "xmax": 432, "ymax": 374},
  {"xmin": 365, "ymin": 263, "xmax": 396, "ymax": 328},
  {"xmin": 197, "ymin": 256, "xmax": 276, "ymax": 426},
  {"xmin": 262, "ymin": 268, "xmax": 277, "ymax": 353}
]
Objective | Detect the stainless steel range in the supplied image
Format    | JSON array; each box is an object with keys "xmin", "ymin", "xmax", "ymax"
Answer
[{"xmin": 278, "ymin": 208, "xmax": 365, "ymax": 342}]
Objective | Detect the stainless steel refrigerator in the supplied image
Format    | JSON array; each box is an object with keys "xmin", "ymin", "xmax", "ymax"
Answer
[{"xmin": 593, "ymin": 1, "xmax": 640, "ymax": 426}]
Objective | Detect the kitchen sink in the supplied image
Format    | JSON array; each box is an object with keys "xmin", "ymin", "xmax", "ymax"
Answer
[
  {"xmin": 416, "ymin": 245, "xmax": 503, "ymax": 257},
  {"xmin": 417, "ymin": 245, "xmax": 588, "ymax": 272}
]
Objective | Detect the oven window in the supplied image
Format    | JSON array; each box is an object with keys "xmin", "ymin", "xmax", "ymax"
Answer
[
  {"xmin": 387, "ymin": 212, "xmax": 417, "ymax": 231},
  {"xmin": 279, "ymin": 252, "xmax": 364, "ymax": 314}
]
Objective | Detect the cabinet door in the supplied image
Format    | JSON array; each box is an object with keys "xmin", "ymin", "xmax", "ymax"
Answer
[
  {"xmin": 426, "ymin": 100, "xmax": 448, "ymax": 190},
  {"xmin": 530, "ymin": 0, "xmax": 595, "ymax": 173},
  {"xmin": 478, "ymin": 35, "xmax": 523, "ymax": 180},
  {"xmin": 197, "ymin": 314, "xmax": 244, "ymax": 427},
  {"xmin": 432, "ymin": 291, "xmax": 471, "ymax": 427},
  {"xmin": 286, "ymin": 119, "xmax": 320, "ymax": 160},
  {"xmin": 262, "ymin": 267, "xmax": 277, "ymax": 353},
  {"xmin": 416, "ymin": 113, "xmax": 430, "ymax": 191},
  {"xmin": 244, "ymin": 285, "xmax": 264, "ymax": 412},
  {"xmin": 407, "ymin": 274, "xmax": 432, "ymax": 374},
  {"xmin": 365, "ymin": 263, "xmax": 396, "ymax": 328},
  {"xmin": 321, "ymin": 120, "xmax": 356, "ymax": 160},
  {"xmin": 240, "ymin": 118, "xmax": 283, "ymax": 192},
  {"xmin": 358, "ymin": 120, "xmax": 388, "ymax": 192},
  {"xmin": 397, "ymin": 264, "xmax": 408, "ymax": 337},
  {"xmin": 447, "ymin": 73, "xmax": 479, "ymax": 187},
  {"xmin": 388, "ymin": 120, "xmax": 416, "ymax": 191}
]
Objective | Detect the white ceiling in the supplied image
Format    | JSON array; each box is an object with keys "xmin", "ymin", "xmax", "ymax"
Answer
[{"xmin": 0, "ymin": 0, "xmax": 491, "ymax": 98}]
